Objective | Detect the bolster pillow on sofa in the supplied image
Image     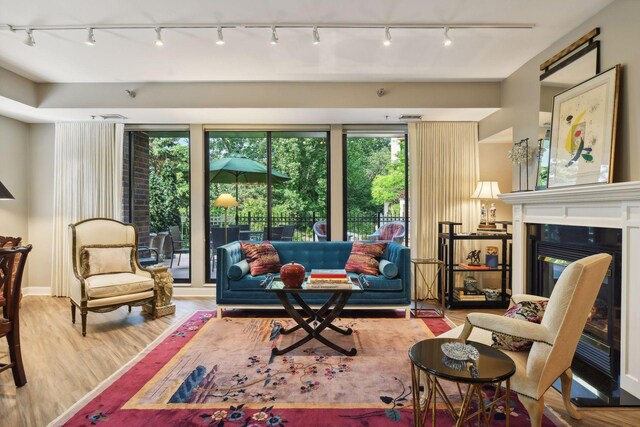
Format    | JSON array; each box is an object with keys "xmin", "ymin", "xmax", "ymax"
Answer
[
  {"xmin": 379, "ymin": 259, "xmax": 398, "ymax": 279},
  {"xmin": 228, "ymin": 260, "xmax": 250, "ymax": 280}
]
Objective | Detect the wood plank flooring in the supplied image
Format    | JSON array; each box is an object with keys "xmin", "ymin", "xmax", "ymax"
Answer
[{"xmin": 0, "ymin": 297, "xmax": 638, "ymax": 426}]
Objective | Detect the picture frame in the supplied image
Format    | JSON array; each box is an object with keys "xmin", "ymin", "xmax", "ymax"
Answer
[{"xmin": 547, "ymin": 64, "xmax": 620, "ymax": 188}]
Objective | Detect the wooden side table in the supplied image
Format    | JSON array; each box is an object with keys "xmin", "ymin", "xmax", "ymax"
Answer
[
  {"xmin": 410, "ymin": 258, "xmax": 445, "ymax": 318},
  {"xmin": 143, "ymin": 265, "xmax": 176, "ymax": 318}
]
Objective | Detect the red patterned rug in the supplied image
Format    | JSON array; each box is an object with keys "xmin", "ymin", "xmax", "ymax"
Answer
[{"xmin": 51, "ymin": 311, "xmax": 565, "ymax": 426}]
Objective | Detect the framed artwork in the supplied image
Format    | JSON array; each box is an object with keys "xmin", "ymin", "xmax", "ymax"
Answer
[{"xmin": 547, "ymin": 64, "xmax": 620, "ymax": 188}]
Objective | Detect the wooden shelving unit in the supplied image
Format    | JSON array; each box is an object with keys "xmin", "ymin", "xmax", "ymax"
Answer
[{"xmin": 437, "ymin": 221, "xmax": 512, "ymax": 309}]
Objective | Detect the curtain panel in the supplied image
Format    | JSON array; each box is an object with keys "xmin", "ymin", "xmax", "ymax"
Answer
[
  {"xmin": 51, "ymin": 122, "xmax": 124, "ymax": 297},
  {"xmin": 408, "ymin": 122, "xmax": 479, "ymax": 299}
]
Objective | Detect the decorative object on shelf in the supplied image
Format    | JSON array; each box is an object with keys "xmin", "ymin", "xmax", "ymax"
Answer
[
  {"xmin": 535, "ymin": 135, "xmax": 550, "ymax": 190},
  {"xmin": 485, "ymin": 245, "xmax": 499, "ymax": 268},
  {"xmin": 440, "ymin": 342, "xmax": 480, "ymax": 361},
  {"xmin": 465, "ymin": 250, "xmax": 481, "ymax": 265},
  {"xmin": 489, "ymin": 203, "xmax": 496, "ymax": 225},
  {"xmin": 508, "ymin": 138, "xmax": 535, "ymax": 191},
  {"xmin": 463, "ymin": 276, "xmax": 480, "ymax": 293},
  {"xmin": 471, "ymin": 181, "xmax": 501, "ymax": 229},
  {"xmin": 548, "ymin": 65, "xmax": 620, "ymax": 188},
  {"xmin": 484, "ymin": 288, "xmax": 502, "ymax": 301},
  {"xmin": 212, "ymin": 193, "xmax": 239, "ymax": 244},
  {"xmin": 143, "ymin": 264, "xmax": 176, "ymax": 318},
  {"xmin": 280, "ymin": 261, "xmax": 306, "ymax": 288}
]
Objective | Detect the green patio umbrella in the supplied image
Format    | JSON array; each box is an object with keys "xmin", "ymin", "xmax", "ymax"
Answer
[{"xmin": 209, "ymin": 156, "xmax": 291, "ymax": 222}]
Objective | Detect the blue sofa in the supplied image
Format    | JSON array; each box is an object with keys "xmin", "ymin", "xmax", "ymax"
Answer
[{"xmin": 215, "ymin": 241, "xmax": 411, "ymax": 318}]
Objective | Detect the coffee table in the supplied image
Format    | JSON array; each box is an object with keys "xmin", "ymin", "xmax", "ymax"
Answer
[
  {"xmin": 408, "ymin": 338, "xmax": 516, "ymax": 426},
  {"xmin": 264, "ymin": 276, "xmax": 365, "ymax": 356}
]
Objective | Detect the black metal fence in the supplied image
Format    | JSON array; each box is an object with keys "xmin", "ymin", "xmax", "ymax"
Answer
[{"xmin": 209, "ymin": 212, "xmax": 408, "ymax": 244}]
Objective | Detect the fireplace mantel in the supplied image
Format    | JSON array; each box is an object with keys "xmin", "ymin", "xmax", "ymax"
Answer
[{"xmin": 499, "ymin": 181, "xmax": 640, "ymax": 398}]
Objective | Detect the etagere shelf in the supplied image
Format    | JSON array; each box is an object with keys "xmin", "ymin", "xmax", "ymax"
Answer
[{"xmin": 437, "ymin": 221, "xmax": 512, "ymax": 309}]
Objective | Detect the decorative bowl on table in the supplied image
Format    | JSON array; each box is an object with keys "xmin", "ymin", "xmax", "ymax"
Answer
[
  {"xmin": 280, "ymin": 261, "xmax": 306, "ymax": 288},
  {"xmin": 441, "ymin": 342, "xmax": 480, "ymax": 361}
]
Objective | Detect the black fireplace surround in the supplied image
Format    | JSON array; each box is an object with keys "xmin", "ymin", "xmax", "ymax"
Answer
[{"xmin": 526, "ymin": 224, "xmax": 638, "ymax": 407}]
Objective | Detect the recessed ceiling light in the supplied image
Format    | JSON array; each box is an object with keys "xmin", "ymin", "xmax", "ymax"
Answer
[
  {"xmin": 312, "ymin": 26, "xmax": 320, "ymax": 45},
  {"xmin": 270, "ymin": 26, "xmax": 278, "ymax": 45},
  {"xmin": 384, "ymin": 27, "xmax": 392, "ymax": 46},
  {"xmin": 216, "ymin": 26, "xmax": 225, "ymax": 45},
  {"xmin": 443, "ymin": 27, "xmax": 452, "ymax": 47},
  {"xmin": 155, "ymin": 27, "xmax": 164, "ymax": 46},
  {"xmin": 24, "ymin": 29, "xmax": 35, "ymax": 47},
  {"xmin": 85, "ymin": 28, "xmax": 95, "ymax": 46}
]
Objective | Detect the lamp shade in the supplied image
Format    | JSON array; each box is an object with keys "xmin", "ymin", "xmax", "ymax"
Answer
[
  {"xmin": 471, "ymin": 181, "xmax": 501, "ymax": 199},
  {"xmin": 213, "ymin": 193, "xmax": 238, "ymax": 208},
  {"xmin": 0, "ymin": 180, "xmax": 14, "ymax": 200}
]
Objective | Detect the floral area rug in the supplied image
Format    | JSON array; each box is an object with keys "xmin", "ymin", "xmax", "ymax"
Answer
[{"xmin": 51, "ymin": 311, "xmax": 564, "ymax": 426}]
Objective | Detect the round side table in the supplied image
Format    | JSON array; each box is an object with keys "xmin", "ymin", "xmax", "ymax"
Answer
[{"xmin": 408, "ymin": 338, "xmax": 515, "ymax": 426}]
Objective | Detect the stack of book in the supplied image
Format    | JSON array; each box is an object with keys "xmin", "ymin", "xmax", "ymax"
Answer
[
  {"xmin": 453, "ymin": 288, "xmax": 487, "ymax": 302},
  {"xmin": 305, "ymin": 269, "xmax": 353, "ymax": 289},
  {"xmin": 475, "ymin": 228, "xmax": 509, "ymax": 236},
  {"xmin": 458, "ymin": 263, "xmax": 491, "ymax": 270}
]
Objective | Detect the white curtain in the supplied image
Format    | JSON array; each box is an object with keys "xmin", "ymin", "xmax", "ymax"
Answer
[
  {"xmin": 51, "ymin": 122, "xmax": 124, "ymax": 296},
  {"xmin": 408, "ymin": 122, "xmax": 480, "ymax": 299}
]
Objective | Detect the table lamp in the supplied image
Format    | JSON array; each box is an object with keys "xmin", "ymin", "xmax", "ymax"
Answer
[
  {"xmin": 213, "ymin": 193, "xmax": 238, "ymax": 243},
  {"xmin": 471, "ymin": 181, "xmax": 501, "ymax": 229}
]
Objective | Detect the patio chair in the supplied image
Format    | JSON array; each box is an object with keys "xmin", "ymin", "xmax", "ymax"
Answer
[
  {"xmin": 211, "ymin": 226, "xmax": 240, "ymax": 261},
  {"xmin": 270, "ymin": 226, "xmax": 285, "ymax": 241},
  {"xmin": 280, "ymin": 224, "xmax": 295, "ymax": 241},
  {"xmin": 368, "ymin": 221, "xmax": 405, "ymax": 244},
  {"xmin": 169, "ymin": 226, "xmax": 189, "ymax": 268},
  {"xmin": 313, "ymin": 221, "xmax": 327, "ymax": 241}
]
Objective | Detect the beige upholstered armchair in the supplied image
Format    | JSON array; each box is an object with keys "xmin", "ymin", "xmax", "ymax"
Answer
[
  {"xmin": 70, "ymin": 218, "xmax": 156, "ymax": 336},
  {"xmin": 439, "ymin": 253, "xmax": 611, "ymax": 427}
]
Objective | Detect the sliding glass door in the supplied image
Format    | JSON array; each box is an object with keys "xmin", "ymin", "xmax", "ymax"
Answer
[
  {"xmin": 343, "ymin": 132, "xmax": 408, "ymax": 245},
  {"xmin": 123, "ymin": 130, "xmax": 191, "ymax": 282},
  {"xmin": 205, "ymin": 130, "xmax": 329, "ymax": 282}
]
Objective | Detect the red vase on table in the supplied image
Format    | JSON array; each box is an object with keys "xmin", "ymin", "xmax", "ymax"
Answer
[{"xmin": 280, "ymin": 261, "xmax": 305, "ymax": 288}]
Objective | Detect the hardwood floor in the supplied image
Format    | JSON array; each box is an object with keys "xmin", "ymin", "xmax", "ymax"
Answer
[{"xmin": 0, "ymin": 297, "xmax": 638, "ymax": 426}]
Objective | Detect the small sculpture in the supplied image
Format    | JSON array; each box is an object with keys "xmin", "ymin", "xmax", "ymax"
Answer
[
  {"xmin": 156, "ymin": 269, "xmax": 174, "ymax": 307},
  {"xmin": 480, "ymin": 203, "xmax": 487, "ymax": 226},
  {"xmin": 466, "ymin": 250, "xmax": 482, "ymax": 265}
]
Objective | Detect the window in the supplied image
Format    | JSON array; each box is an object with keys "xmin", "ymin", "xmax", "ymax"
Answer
[
  {"xmin": 205, "ymin": 130, "xmax": 329, "ymax": 282},
  {"xmin": 123, "ymin": 130, "xmax": 191, "ymax": 282},
  {"xmin": 343, "ymin": 132, "xmax": 408, "ymax": 245}
]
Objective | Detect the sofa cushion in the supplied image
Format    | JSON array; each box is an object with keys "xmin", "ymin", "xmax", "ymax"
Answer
[
  {"xmin": 492, "ymin": 300, "xmax": 548, "ymax": 351},
  {"xmin": 80, "ymin": 244, "xmax": 135, "ymax": 278},
  {"xmin": 85, "ymin": 272, "xmax": 154, "ymax": 299},
  {"xmin": 241, "ymin": 241, "xmax": 282, "ymax": 276},
  {"xmin": 228, "ymin": 260, "xmax": 250, "ymax": 280},
  {"xmin": 345, "ymin": 241, "xmax": 387, "ymax": 276},
  {"xmin": 378, "ymin": 259, "xmax": 398, "ymax": 278}
]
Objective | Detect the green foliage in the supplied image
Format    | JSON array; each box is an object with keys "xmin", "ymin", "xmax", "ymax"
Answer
[
  {"xmin": 149, "ymin": 137, "xmax": 190, "ymax": 234},
  {"xmin": 371, "ymin": 139, "xmax": 406, "ymax": 214}
]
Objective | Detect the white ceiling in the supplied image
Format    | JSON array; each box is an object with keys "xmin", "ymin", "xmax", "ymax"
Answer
[{"xmin": 0, "ymin": 0, "xmax": 612, "ymax": 83}]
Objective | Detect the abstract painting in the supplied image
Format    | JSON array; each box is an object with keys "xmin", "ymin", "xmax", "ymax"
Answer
[{"xmin": 548, "ymin": 65, "xmax": 620, "ymax": 188}]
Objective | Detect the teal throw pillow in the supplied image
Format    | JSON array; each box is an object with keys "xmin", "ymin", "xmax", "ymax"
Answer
[
  {"xmin": 228, "ymin": 260, "xmax": 250, "ymax": 280},
  {"xmin": 378, "ymin": 259, "xmax": 398, "ymax": 278}
]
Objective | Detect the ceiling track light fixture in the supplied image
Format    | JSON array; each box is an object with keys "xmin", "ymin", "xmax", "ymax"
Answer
[
  {"xmin": 24, "ymin": 28, "xmax": 35, "ymax": 47},
  {"xmin": 443, "ymin": 26, "xmax": 452, "ymax": 46},
  {"xmin": 383, "ymin": 26, "xmax": 392, "ymax": 46},
  {"xmin": 85, "ymin": 27, "xmax": 95, "ymax": 46},
  {"xmin": 216, "ymin": 26, "xmax": 225, "ymax": 45},
  {"xmin": 312, "ymin": 26, "xmax": 320, "ymax": 45},
  {"xmin": 155, "ymin": 27, "xmax": 163, "ymax": 46},
  {"xmin": 270, "ymin": 26, "xmax": 278, "ymax": 45}
]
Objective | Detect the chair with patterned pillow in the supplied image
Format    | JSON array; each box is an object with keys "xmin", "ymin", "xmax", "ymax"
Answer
[
  {"xmin": 438, "ymin": 253, "xmax": 611, "ymax": 427},
  {"xmin": 70, "ymin": 218, "xmax": 157, "ymax": 336},
  {"xmin": 368, "ymin": 221, "xmax": 405, "ymax": 244}
]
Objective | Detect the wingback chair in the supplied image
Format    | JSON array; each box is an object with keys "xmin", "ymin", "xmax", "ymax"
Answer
[
  {"xmin": 439, "ymin": 253, "xmax": 611, "ymax": 426},
  {"xmin": 70, "ymin": 218, "xmax": 156, "ymax": 336}
]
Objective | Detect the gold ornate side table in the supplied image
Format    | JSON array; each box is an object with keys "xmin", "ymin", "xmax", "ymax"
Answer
[
  {"xmin": 410, "ymin": 258, "xmax": 445, "ymax": 318},
  {"xmin": 143, "ymin": 264, "xmax": 176, "ymax": 318}
]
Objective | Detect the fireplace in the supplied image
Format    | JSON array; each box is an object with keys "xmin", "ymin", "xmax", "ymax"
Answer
[{"xmin": 527, "ymin": 224, "xmax": 621, "ymax": 379}]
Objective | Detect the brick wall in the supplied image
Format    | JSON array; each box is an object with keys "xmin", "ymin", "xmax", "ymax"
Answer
[{"xmin": 122, "ymin": 131, "xmax": 151, "ymax": 246}]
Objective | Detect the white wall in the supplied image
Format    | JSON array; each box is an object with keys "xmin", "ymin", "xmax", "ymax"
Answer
[
  {"xmin": 0, "ymin": 115, "xmax": 29, "ymax": 248},
  {"xmin": 27, "ymin": 124, "xmax": 55, "ymax": 289},
  {"xmin": 480, "ymin": 0, "xmax": 640, "ymax": 184}
]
